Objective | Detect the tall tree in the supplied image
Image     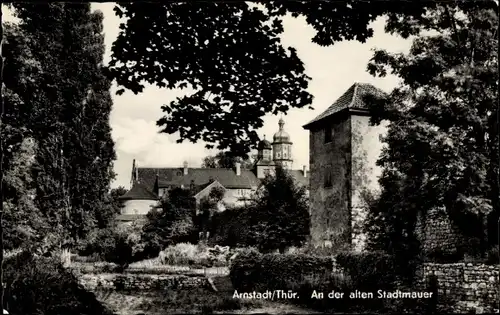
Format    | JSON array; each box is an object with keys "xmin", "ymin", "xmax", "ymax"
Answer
[
  {"xmin": 93, "ymin": 186, "xmax": 128, "ymax": 229},
  {"xmin": 107, "ymin": 2, "xmax": 448, "ymax": 157},
  {"xmin": 253, "ymin": 166, "xmax": 310, "ymax": 253},
  {"xmin": 2, "ymin": 138, "xmax": 48, "ymax": 251},
  {"xmin": 9, "ymin": 4, "xmax": 116, "ymax": 243},
  {"xmin": 364, "ymin": 2, "xmax": 498, "ymax": 265},
  {"xmin": 142, "ymin": 187, "xmax": 197, "ymax": 250}
]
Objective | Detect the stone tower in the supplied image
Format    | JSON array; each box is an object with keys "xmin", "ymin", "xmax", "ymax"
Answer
[
  {"xmin": 302, "ymin": 82, "xmax": 388, "ymax": 252},
  {"xmin": 272, "ymin": 118, "xmax": 293, "ymax": 169}
]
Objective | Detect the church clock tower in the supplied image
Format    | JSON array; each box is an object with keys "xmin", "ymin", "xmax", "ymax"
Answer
[{"xmin": 272, "ymin": 118, "xmax": 293, "ymax": 169}]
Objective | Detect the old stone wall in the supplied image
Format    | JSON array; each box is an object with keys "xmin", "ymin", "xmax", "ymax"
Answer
[
  {"xmin": 308, "ymin": 113, "xmax": 352, "ymax": 249},
  {"xmin": 415, "ymin": 207, "xmax": 463, "ymax": 255},
  {"xmin": 349, "ymin": 116, "xmax": 388, "ymax": 252},
  {"xmin": 417, "ymin": 263, "xmax": 499, "ymax": 313},
  {"xmin": 78, "ymin": 273, "xmax": 210, "ymax": 291}
]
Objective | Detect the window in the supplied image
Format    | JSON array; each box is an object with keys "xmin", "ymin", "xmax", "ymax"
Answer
[
  {"xmin": 324, "ymin": 167, "xmax": 332, "ymax": 188},
  {"xmin": 324, "ymin": 126, "xmax": 334, "ymax": 143}
]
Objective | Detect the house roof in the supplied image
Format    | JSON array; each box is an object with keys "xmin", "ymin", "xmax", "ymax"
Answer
[
  {"xmin": 194, "ymin": 180, "xmax": 224, "ymax": 199},
  {"xmin": 289, "ymin": 170, "xmax": 310, "ymax": 188},
  {"xmin": 119, "ymin": 183, "xmax": 158, "ymax": 200},
  {"xmin": 138, "ymin": 167, "xmax": 260, "ymax": 190},
  {"xmin": 303, "ymin": 82, "xmax": 386, "ymax": 129}
]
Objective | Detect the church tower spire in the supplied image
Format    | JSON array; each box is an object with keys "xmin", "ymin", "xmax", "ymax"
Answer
[{"xmin": 272, "ymin": 117, "xmax": 293, "ymax": 169}]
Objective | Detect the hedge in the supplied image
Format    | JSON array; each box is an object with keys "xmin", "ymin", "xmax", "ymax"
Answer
[
  {"xmin": 229, "ymin": 250, "xmax": 433, "ymax": 313},
  {"xmin": 230, "ymin": 249, "xmax": 335, "ymax": 292}
]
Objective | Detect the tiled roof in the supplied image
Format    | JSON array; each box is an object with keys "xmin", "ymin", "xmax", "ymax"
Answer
[
  {"xmin": 289, "ymin": 170, "xmax": 310, "ymax": 188},
  {"xmin": 303, "ymin": 82, "xmax": 386, "ymax": 129},
  {"xmin": 138, "ymin": 167, "xmax": 260, "ymax": 190},
  {"xmin": 258, "ymin": 139, "xmax": 272, "ymax": 150},
  {"xmin": 194, "ymin": 180, "xmax": 224, "ymax": 198},
  {"xmin": 119, "ymin": 183, "xmax": 158, "ymax": 200}
]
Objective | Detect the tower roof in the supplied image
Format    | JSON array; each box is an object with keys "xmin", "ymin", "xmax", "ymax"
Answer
[
  {"xmin": 303, "ymin": 82, "xmax": 386, "ymax": 129},
  {"xmin": 257, "ymin": 135, "xmax": 272, "ymax": 150},
  {"xmin": 273, "ymin": 117, "xmax": 291, "ymax": 143}
]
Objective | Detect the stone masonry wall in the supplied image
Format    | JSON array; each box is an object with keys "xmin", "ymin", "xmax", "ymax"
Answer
[
  {"xmin": 417, "ymin": 263, "xmax": 499, "ymax": 313},
  {"xmin": 351, "ymin": 207, "xmax": 367, "ymax": 252},
  {"xmin": 415, "ymin": 207, "xmax": 462, "ymax": 254},
  {"xmin": 308, "ymin": 113, "xmax": 352, "ymax": 249},
  {"xmin": 78, "ymin": 273, "xmax": 209, "ymax": 291},
  {"xmin": 349, "ymin": 116, "xmax": 388, "ymax": 253}
]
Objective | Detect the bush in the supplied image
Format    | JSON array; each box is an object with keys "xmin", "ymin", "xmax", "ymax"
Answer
[
  {"xmin": 3, "ymin": 251, "xmax": 114, "ymax": 315},
  {"xmin": 229, "ymin": 250, "xmax": 355, "ymax": 312},
  {"xmin": 157, "ymin": 243, "xmax": 229, "ymax": 268},
  {"xmin": 229, "ymin": 250, "xmax": 418, "ymax": 313},
  {"xmin": 209, "ymin": 206, "xmax": 260, "ymax": 248},
  {"xmin": 230, "ymin": 251, "xmax": 335, "ymax": 292},
  {"xmin": 336, "ymin": 251, "xmax": 397, "ymax": 291},
  {"xmin": 77, "ymin": 227, "xmax": 144, "ymax": 267}
]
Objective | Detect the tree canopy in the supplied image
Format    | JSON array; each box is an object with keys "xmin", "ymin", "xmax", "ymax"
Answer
[
  {"xmin": 4, "ymin": 3, "xmax": 116, "ymax": 244},
  {"xmin": 142, "ymin": 187, "xmax": 197, "ymax": 250},
  {"xmin": 364, "ymin": 2, "xmax": 499, "ymax": 265},
  {"xmin": 107, "ymin": 2, "xmax": 462, "ymax": 157},
  {"xmin": 253, "ymin": 166, "xmax": 310, "ymax": 252}
]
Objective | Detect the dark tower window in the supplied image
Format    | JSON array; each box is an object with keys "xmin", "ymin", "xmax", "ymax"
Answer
[
  {"xmin": 324, "ymin": 126, "xmax": 333, "ymax": 143},
  {"xmin": 324, "ymin": 167, "xmax": 333, "ymax": 188}
]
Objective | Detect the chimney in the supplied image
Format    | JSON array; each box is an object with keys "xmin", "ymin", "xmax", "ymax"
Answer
[
  {"xmin": 183, "ymin": 160, "xmax": 188, "ymax": 175},
  {"xmin": 303, "ymin": 165, "xmax": 307, "ymax": 177},
  {"xmin": 235, "ymin": 162, "xmax": 241, "ymax": 176},
  {"xmin": 131, "ymin": 159, "xmax": 136, "ymax": 187},
  {"xmin": 134, "ymin": 160, "xmax": 139, "ymax": 183}
]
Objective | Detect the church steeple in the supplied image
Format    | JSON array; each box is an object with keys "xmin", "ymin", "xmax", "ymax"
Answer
[
  {"xmin": 278, "ymin": 117, "xmax": 285, "ymax": 131},
  {"xmin": 272, "ymin": 117, "xmax": 293, "ymax": 169},
  {"xmin": 257, "ymin": 134, "xmax": 272, "ymax": 163}
]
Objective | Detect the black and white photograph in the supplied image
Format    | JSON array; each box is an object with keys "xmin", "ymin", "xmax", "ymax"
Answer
[{"xmin": 0, "ymin": 1, "xmax": 499, "ymax": 314}]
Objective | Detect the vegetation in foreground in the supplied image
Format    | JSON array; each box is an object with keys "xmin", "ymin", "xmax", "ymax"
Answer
[{"xmin": 3, "ymin": 251, "xmax": 114, "ymax": 315}]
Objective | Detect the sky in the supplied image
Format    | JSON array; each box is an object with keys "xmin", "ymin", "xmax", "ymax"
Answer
[{"xmin": 3, "ymin": 3, "xmax": 412, "ymax": 189}]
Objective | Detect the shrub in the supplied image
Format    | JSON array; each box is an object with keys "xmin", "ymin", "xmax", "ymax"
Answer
[
  {"xmin": 230, "ymin": 251, "xmax": 335, "ymax": 292},
  {"xmin": 229, "ymin": 250, "xmax": 356, "ymax": 312},
  {"xmin": 3, "ymin": 251, "xmax": 114, "ymax": 315},
  {"xmin": 77, "ymin": 227, "xmax": 143, "ymax": 267},
  {"xmin": 157, "ymin": 243, "xmax": 229, "ymax": 268},
  {"xmin": 209, "ymin": 206, "xmax": 260, "ymax": 247},
  {"xmin": 229, "ymin": 250, "xmax": 413, "ymax": 313},
  {"xmin": 336, "ymin": 251, "xmax": 397, "ymax": 291},
  {"xmin": 336, "ymin": 251, "xmax": 399, "ymax": 311}
]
